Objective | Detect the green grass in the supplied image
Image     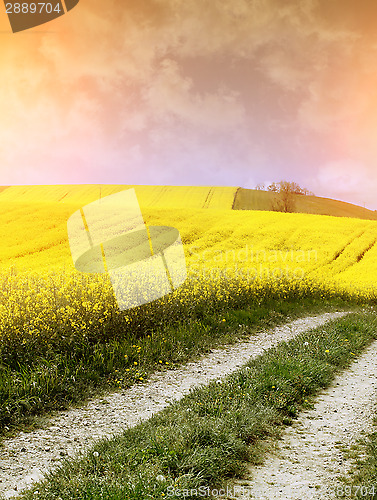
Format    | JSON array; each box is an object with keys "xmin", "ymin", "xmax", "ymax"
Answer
[
  {"xmin": 10, "ymin": 310, "xmax": 377, "ymax": 500},
  {"xmin": 233, "ymin": 188, "xmax": 377, "ymax": 220}
]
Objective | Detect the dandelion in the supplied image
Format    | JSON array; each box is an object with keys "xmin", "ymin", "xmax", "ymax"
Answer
[
  {"xmin": 272, "ymin": 385, "xmax": 275, "ymax": 389},
  {"xmin": 134, "ymin": 361, "xmax": 138, "ymax": 365},
  {"xmin": 93, "ymin": 451, "xmax": 99, "ymax": 457},
  {"xmin": 304, "ymin": 342, "xmax": 309, "ymax": 346},
  {"xmin": 325, "ymin": 349, "xmax": 329, "ymax": 353},
  {"xmin": 156, "ymin": 474, "xmax": 165, "ymax": 482},
  {"xmin": 222, "ymin": 318, "xmax": 226, "ymax": 322}
]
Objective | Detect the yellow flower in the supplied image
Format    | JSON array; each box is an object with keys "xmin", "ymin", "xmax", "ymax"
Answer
[
  {"xmin": 325, "ymin": 349, "xmax": 329, "ymax": 353},
  {"xmin": 222, "ymin": 318, "xmax": 226, "ymax": 322},
  {"xmin": 272, "ymin": 386, "xmax": 275, "ymax": 388},
  {"xmin": 134, "ymin": 361, "xmax": 138, "ymax": 365}
]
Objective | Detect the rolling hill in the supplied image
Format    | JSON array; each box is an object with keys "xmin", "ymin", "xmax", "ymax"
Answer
[
  {"xmin": 0, "ymin": 184, "xmax": 375, "ymax": 220},
  {"xmin": 232, "ymin": 188, "xmax": 377, "ymax": 220}
]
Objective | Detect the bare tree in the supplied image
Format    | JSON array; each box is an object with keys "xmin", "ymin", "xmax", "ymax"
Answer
[
  {"xmin": 270, "ymin": 181, "xmax": 296, "ymax": 213},
  {"xmin": 254, "ymin": 181, "xmax": 314, "ymax": 211}
]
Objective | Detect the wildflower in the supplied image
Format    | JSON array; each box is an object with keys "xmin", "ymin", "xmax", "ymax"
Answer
[
  {"xmin": 350, "ymin": 352, "xmax": 355, "ymax": 355},
  {"xmin": 272, "ymin": 385, "xmax": 275, "ymax": 389},
  {"xmin": 156, "ymin": 475, "xmax": 165, "ymax": 482},
  {"xmin": 134, "ymin": 361, "xmax": 138, "ymax": 365},
  {"xmin": 93, "ymin": 451, "xmax": 99, "ymax": 457},
  {"xmin": 222, "ymin": 318, "xmax": 226, "ymax": 322},
  {"xmin": 325, "ymin": 349, "xmax": 329, "ymax": 353},
  {"xmin": 304, "ymin": 342, "xmax": 309, "ymax": 346}
]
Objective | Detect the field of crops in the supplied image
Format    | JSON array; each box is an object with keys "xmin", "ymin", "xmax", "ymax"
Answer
[
  {"xmin": 1, "ymin": 185, "xmax": 377, "ymax": 433},
  {"xmin": 0, "ymin": 184, "xmax": 238, "ymax": 209},
  {"xmin": 0, "ymin": 186, "xmax": 376, "ymax": 293}
]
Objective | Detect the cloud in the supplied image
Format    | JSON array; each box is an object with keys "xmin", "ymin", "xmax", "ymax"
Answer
[
  {"xmin": 144, "ymin": 59, "xmax": 245, "ymax": 130},
  {"xmin": 1, "ymin": 0, "xmax": 377, "ymax": 212},
  {"xmin": 314, "ymin": 159, "xmax": 377, "ymax": 209}
]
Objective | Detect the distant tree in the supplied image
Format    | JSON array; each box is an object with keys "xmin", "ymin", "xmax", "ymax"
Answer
[
  {"xmin": 271, "ymin": 181, "xmax": 296, "ymax": 213},
  {"xmin": 255, "ymin": 180, "xmax": 314, "ymax": 211}
]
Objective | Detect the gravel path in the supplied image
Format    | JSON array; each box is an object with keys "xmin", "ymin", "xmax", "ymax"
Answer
[
  {"xmin": 232, "ymin": 323, "xmax": 377, "ymax": 499},
  {"xmin": 0, "ymin": 311, "xmax": 348, "ymax": 498}
]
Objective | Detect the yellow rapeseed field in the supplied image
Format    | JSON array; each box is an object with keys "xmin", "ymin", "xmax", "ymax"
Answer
[
  {"xmin": 0, "ymin": 185, "xmax": 376, "ymax": 325},
  {"xmin": 0, "ymin": 184, "xmax": 237, "ymax": 209}
]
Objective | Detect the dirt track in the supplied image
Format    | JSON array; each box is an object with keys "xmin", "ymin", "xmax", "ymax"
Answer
[{"xmin": 0, "ymin": 311, "xmax": 349, "ymax": 498}]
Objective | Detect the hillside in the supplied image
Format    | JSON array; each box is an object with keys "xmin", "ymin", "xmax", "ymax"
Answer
[
  {"xmin": 0, "ymin": 191, "xmax": 377, "ymax": 293},
  {"xmin": 0, "ymin": 184, "xmax": 377, "ymax": 294},
  {"xmin": 0, "ymin": 185, "xmax": 375, "ymax": 221},
  {"xmin": 233, "ymin": 188, "xmax": 377, "ymax": 220},
  {"xmin": 0, "ymin": 185, "xmax": 238, "ymax": 210}
]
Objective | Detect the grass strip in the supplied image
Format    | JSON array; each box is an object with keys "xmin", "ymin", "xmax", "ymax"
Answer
[{"xmin": 12, "ymin": 310, "xmax": 377, "ymax": 500}]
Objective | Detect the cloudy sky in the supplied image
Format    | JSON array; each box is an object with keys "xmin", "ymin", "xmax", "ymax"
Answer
[{"xmin": 1, "ymin": 0, "xmax": 377, "ymax": 208}]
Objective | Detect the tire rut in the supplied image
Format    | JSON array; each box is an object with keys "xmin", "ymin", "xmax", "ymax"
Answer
[
  {"xmin": 0, "ymin": 311, "xmax": 349, "ymax": 498},
  {"xmin": 232, "ymin": 330, "xmax": 377, "ymax": 499}
]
